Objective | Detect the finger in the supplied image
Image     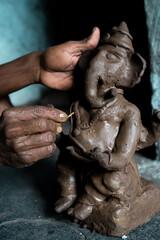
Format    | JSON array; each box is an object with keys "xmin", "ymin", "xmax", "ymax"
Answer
[
  {"xmin": 18, "ymin": 143, "xmax": 56, "ymax": 164},
  {"xmin": 4, "ymin": 118, "xmax": 62, "ymax": 138},
  {"xmin": 6, "ymin": 131, "xmax": 56, "ymax": 152},
  {"xmin": 1, "ymin": 106, "xmax": 67, "ymax": 125},
  {"xmin": 78, "ymin": 27, "xmax": 100, "ymax": 53}
]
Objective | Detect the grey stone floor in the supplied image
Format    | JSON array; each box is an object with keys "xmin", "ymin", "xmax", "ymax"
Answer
[{"xmin": 0, "ymin": 148, "xmax": 160, "ymax": 240}]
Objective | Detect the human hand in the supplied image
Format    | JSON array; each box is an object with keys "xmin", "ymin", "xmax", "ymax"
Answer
[
  {"xmin": 39, "ymin": 27, "xmax": 100, "ymax": 91},
  {"xmin": 0, "ymin": 105, "xmax": 67, "ymax": 168}
]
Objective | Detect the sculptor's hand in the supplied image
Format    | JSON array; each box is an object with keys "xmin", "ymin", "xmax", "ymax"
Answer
[
  {"xmin": 0, "ymin": 106, "xmax": 67, "ymax": 168},
  {"xmin": 39, "ymin": 27, "xmax": 100, "ymax": 91}
]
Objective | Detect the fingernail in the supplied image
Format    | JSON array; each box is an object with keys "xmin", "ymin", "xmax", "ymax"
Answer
[
  {"xmin": 57, "ymin": 126, "xmax": 62, "ymax": 133},
  {"xmin": 47, "ymin": 104, "xmax": 54, "ymax": 108},
  {"xmin": 92, "ymin": 27, "xmax": 97, "ymax": 33},
  {"xmin": 59, "ymin": 113, "xmax": 68, "ymax": 120}
]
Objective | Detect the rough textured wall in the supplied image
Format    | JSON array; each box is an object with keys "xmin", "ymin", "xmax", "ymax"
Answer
[
  {"xmin": 0, "ymin": 0, "xmax": 50, "ymax": 106},
  {"xmin": 144, "ymin": 0, "xmax": 160, "ymax": 160}
]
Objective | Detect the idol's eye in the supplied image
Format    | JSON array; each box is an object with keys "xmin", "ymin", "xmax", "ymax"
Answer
[{"xmin": 106, "ymin": 52, "xmax": 119, "ymax": 60}]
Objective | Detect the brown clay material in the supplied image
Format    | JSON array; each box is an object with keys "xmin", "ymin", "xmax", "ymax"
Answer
[
  {"xmin": 82, "ymin": 178, "xmax": 160, "ymax": 237},
  {"xmin": 55, "ymin": 22, "xmax": 160, "ymax": 236}
]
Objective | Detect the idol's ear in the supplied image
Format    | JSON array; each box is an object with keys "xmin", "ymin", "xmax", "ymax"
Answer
[{"xmin": 129, "ymin": 52, "xmax": 146, "ymax": 87}]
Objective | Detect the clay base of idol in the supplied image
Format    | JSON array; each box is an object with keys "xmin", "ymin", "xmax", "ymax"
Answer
[{"xmin": 81, "ymin": 178, "xmax": 160, "ymax": 237}]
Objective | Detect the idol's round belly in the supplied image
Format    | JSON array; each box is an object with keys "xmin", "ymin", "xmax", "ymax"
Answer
[{"xmin": 72, "ymin": 121, "xmax": 119, "ymax": 153}]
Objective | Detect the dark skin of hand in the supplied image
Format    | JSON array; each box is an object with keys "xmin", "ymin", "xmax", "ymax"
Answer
[
  {"xmin": 0, "ymin": 105, "xmax": 67, "ymax": 168},
  {"xmin": 0, "ymin": 27, "xmax": 100, "ymax": 168}
]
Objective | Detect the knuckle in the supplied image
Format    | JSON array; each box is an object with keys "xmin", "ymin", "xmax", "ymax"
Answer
[
  {"xmin": 1, "ymin": 109, "xmax": 11, "ymax": 122},
  {"xmin": 46, "ymin": 132, "xmax": 55, "ymax": 143},
  {"xmin": 37, "ymin": 118, "xmax": 47, "ymax": 130},
  {"xmin": 32, "ymin": 106, "xmax": 44, "ymax": 117}
]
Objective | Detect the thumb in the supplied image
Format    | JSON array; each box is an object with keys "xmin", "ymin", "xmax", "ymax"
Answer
[{"xmin": 78, "ymin": 27, "xmax": 100, "ymax": 53}]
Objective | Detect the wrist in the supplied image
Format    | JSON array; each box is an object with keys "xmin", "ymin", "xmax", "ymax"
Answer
[
  {"xmin": 0, "ymin": 51, "xmax": 43, "ymax": 97},
  {"xmin": 30, "ymin": 51, "xmax": 42, "ymax": 84}
]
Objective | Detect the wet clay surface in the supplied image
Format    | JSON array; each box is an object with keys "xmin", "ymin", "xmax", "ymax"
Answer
[{"xmin": 55, "ymin": 22, "xmax": 160, "ymax": 236}]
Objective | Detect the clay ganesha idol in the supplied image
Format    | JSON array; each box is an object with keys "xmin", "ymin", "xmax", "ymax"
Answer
[{"xmin": 55, "ymin": 22, "xmax": 160, "ymax": 237}]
